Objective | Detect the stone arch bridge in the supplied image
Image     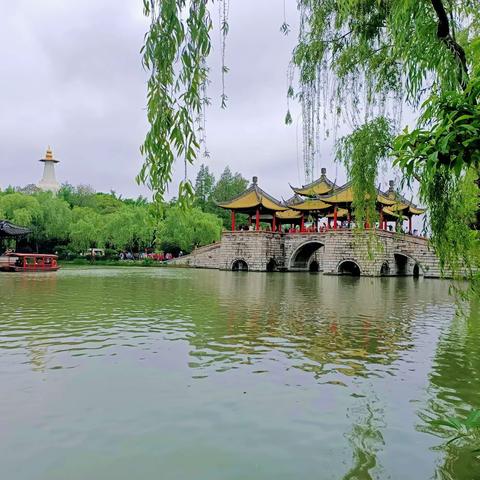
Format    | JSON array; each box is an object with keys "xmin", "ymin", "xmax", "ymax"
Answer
[{"xmin": 171, "ymin": 230, "xmax": 442, "ymax": 277}]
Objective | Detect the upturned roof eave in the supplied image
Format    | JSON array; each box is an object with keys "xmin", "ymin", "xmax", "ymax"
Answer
[
  {"xmin": 0, "ymin": 220, "xmax": 32, "ymax": 237},
  {"xmin": 217, "ymin": 184, "xmax": 287, "ymax": 211}
]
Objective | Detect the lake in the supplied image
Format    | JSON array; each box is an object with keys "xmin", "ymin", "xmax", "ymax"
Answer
[{"xmin": 1, "ymin": 268, "xmax": 479, "ymax": 479}]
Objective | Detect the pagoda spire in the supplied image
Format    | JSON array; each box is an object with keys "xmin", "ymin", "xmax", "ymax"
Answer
[{"xmin": 37, "ymin": 147, "xmax": 60, "ymax": 193}]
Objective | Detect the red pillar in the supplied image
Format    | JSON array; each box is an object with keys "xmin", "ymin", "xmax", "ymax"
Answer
[
  {"xmin": 255, "ymin": 208, "xmax": 260, "ymax": 231},
  {"xmin": 272, "ymin": 213, "xmax": 276, "ymax": 232},
  {"xmin": 231, "ymin": 210, "xmax": 235, "ymax": 231},
  {"xmin": 379, "ymin": 209, "xmax": 384, "ymax": 230},
  {"xmin": 408, "ymin": 216, "xmax": 412, "ymax": 235},
  {"xmin": 334, "ymin": 206, "xmax": 338, "ymax": 230},
  {"xmin": 300, "ymin": 214, "xmax": 305, "ymax": 232}
]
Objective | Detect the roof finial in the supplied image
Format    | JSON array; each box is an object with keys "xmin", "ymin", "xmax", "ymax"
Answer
[
  {"xmin": 321, "ymin": 167, "xmax": 326, "ymax": 175},
  {"xmin": 388, "ymin": 180, "xmax": 394, "ymax": 191},
  {"xmin": 252, "ymin": 176, "xmax": 258, "ymax": 185}
]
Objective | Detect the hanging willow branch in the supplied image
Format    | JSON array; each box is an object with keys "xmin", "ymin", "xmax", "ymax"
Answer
[
  {"xmin": 139, "ymin": 0, "xmax": 212, "ymax": 203},
  {"xmin": 336, "ymin": 117, "xmax": 394, "ymax": 227},
  {"xmin": 291, "ymin": 0, "xmax": 479, "ymax": 292}
]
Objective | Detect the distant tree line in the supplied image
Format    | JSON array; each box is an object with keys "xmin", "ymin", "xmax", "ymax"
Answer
[
  {"xmin": 194, "ymin": 165, "xmax": 249, "ymax": 228},
  {"xmin": 0, "ymin": 166, "xmax": 248, "ymax": 257}
]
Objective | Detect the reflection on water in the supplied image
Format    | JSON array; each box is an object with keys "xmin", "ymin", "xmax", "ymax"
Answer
[{"xmin": 0, "ymin": 268, "xmax": 478, "ymax": 479}]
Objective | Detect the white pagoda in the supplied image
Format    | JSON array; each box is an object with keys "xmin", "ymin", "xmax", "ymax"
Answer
[{"xmin": 37, "ymin": 147, "xmax": 60, "ymax": 193}]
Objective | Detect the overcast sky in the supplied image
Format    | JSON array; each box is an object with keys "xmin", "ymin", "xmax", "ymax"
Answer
[{"xmin": 1, "ymin": 1, "xmax": 404, "ymax": 201}]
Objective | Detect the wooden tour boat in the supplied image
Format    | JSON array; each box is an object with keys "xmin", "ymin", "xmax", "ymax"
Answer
[{"xmin": 0, "ymin": 253, "xmax": 59, "ymax": 272}]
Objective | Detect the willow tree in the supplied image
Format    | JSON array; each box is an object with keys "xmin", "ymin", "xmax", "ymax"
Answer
[{"xmin": 140, "ymin": 0, "xmax": 479, "ymax": 290}]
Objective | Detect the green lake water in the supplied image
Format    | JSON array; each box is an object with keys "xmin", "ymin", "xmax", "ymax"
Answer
[{"xmin": 1, "ymin": 268, "xmax": 479, "ymax": 479}]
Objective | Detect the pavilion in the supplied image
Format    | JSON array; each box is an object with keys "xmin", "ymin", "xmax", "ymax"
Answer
[
  {"xmin": 217, "ymin": 176, "xmax": 288, "ymax": 231},
  {"xmin": 0, "ymin": 220, "xmax": 31, "ymax": 252},
  {"xmin": 383, "ymin": 180, "xmax": 425, "ymax": 233},
  {"xmin": 289, "ymin": 173, "xmax": 424, "ymax": 234},
  {"xmin": 308, "ymin": 181, "xmax": 399, "ymax": 229},
  {"xmin": 218, "ymin": 169, "xmax": 425, "ymax": 234}
]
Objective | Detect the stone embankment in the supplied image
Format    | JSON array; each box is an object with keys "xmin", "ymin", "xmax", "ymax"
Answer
[{"xmin": 169, "ymin": 241, "xmax": 222, "ymax": 269}]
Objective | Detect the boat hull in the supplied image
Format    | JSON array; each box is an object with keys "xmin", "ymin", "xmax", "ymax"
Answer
[{"xmin": 0, "ymin": 266, "xmax": 60, "ymax": 272}]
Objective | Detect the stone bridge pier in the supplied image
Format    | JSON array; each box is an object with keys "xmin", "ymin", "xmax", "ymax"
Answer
[{"xmin": 171, "ymin": 230, "xmax": 442, "ymax": 277}]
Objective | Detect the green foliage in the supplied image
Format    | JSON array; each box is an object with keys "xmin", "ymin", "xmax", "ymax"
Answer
[
  {"xmin": 394, "ymin": 72, "xmax": 480, "ymax": 178},
  {"xmin": 103, "ymin": 205, "xmax": 154, "ymax": 251},
  {"xmin": 209, "ymin": 167, "xmax": 249, "ymax": 228},
  {"xmin": 394, "ymin": 71, "xmax": 480, "ymax": 287},
  {"xmin": 0, "ymin": 185, "xmax": 226, "ymax": 256},
  {"xmin": 336, "ymin": 117, "xmax": 394, "ymax": 226},
  {"xmin": 156, "ymin": 205, "xmax": 222, "ymax": 252},
  {"xmin": 30, "ymin": 192, "xmax": 72, "ymax": 245},
  {"xmin": 192, "ymin": 165, "xmax": 248, "ymax": 228},
  {"xmin": 194, "ymin": 164, "xmax": 215, "ymax": 210},
  {"xmin": 0, "ymin": 193, "xmax": 40, "ymax": 226},
  {"xmin": 69, "ymin": 207, "xmax": 104, "ymax": 252},
  {"xmin": 292, "ymin": 1, "xmax": 475, "ymax": 108},
  {"xmin": 211, "ymin": 167, "xmax": 247, "ymax": 201}
]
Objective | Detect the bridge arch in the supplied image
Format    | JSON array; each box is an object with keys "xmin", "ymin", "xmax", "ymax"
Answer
[
  {"xmin": 393, "ymin": 252, "xmax": 425, "ymax": 277},
  {"xmin": 337, "ymin": 259, "xmax": 361, "ymax": 276},
  {"xmin": 266, "ymin": 258, "xmax": 277, "ymax": 272},
  {"xmin": 289, "ymin": 240, "xmax": 325, "ymax": 271},
  {"xmin": 231, "ymin": 258, "xmax": 249, "ymax": 271},
  {"xmin": 380, "ymin": 261, "xmax": 390, "ymax": 276}
]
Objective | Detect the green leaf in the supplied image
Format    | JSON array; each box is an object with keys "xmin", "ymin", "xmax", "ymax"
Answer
[
  {"xmin": 465, "ymin": 410, "xmax": 480, "ymax": 428},
  {"xmin": 432, "ymin": 417, "xmax": 464, "ymax": 431}
]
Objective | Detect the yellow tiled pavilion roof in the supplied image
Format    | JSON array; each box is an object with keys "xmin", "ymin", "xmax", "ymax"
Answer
[
  {"xmin": 407, "ymin": 206, "xmax": 426, "ymax": 215},
  {"xmin": 326, "ymin": 208, "xmax": 349, "ymax": 219},
  {"xmin": 384, "ymin": 180, "xmax": 425, "ymax": 216},
  {"xmin": 284, "ymin": 193, "xmax": 304, "ymax": 206},
  {"xmin": 383, "ymin": 207, "xmax": 406, "ymax": 220},
  {"xmin": 290, "ymin": 168, "xmax": 336, "ymax": 197},
  {"xmin": 387, "ymin": 203, "xmax": 426, "ymax": 215},
  {"xmin": 319, "ymin": 182, "xmax": 397, "ymax": 206},
  {"xmin": 290, "ymin": 198, "xmax": 333, "ymax": 212},
  {"xmin": 276, "ymin": 209, "xmax": 303, "ymax": 220},
  {"xmin": 217, "ymin": 177, "xmax": 288, "ymax": 212}
]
